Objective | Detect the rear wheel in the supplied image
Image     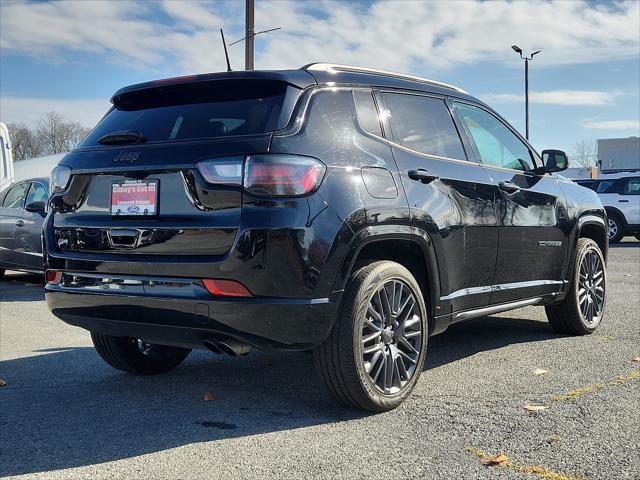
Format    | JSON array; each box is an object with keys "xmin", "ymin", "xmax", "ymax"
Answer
[
  {"xmin": 545, "ymin": 238, "xmax": 606, "ymax": 335},
  {"xmin": 634, "ymin": 234, "xmax": 640, "ymax": 242},
  {"xmin": 0, "ymin": 269, "xmax": 4, "ymax": 280},
  {"xmin": 607, "ymin": 214, "xmax": 624, "ymax": 243},
  {"xmin": 91, "ymin": 333, "xmax": 191, "ymax": 374},
  {"xmin": 314, "ymin": 261, "xmax": 428, "ymax": 412}
]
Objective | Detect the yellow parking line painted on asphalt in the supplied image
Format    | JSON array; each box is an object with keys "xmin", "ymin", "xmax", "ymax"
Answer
[
  {"xmin": 552, "ymin": 370, "xmax": 640, "ymax": 402},
  {"xmin": 465, "ymin": 447, "xmax": 581, "ymax": 480}
]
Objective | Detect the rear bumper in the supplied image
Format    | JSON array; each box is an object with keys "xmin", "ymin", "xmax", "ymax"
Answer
[{"xmin": 45, "ymin": 273, "xmax": 341, "ymax": 351}]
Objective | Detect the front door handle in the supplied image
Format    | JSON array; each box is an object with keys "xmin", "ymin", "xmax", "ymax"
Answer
[
  {"xmin": 15, "ymin": 219, "xmax": 25, "ymax": 227},
  {"xmin": 408, "ymin": 169, "xmax": 439, "ymax": 184},
  {"xmin": 618, "ymin": 199, "xmax": 629, "ymax": 203},
  {"xmin": 498, "ymin": 181, "xmax": 521, "ymax": 194}
]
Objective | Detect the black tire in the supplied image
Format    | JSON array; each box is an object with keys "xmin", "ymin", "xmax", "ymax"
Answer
[
  {"xmin": 634, "ymin": 234, "xmax": 640, "ymax": 242},
  {"xmin": 607, "ymin": 213, "xmax": 624, "ymax": 243},
  {"xmin": 91, "ymin": 333, "xmax": 191, "ymax": 374},
  {"xmin": 0, "ymin": 269, "xmax": 4, "ymax": 280},
  {"xmin": 545, "ymin": 238, "xmax": 606, "ymax": 335},
  {"xmin": 314, "ymin": 261, "xmax": 428, "ymax": 412}
]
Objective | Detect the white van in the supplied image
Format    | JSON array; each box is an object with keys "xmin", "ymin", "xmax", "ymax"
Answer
[{"xmin": 0, "ymin": 122, "xmax": 14, "ymax": 192}]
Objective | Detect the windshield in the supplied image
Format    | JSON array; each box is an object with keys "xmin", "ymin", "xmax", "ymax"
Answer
[{"xmin": 80, "ymin": 80, "xmax": 295, "ymax": 147}]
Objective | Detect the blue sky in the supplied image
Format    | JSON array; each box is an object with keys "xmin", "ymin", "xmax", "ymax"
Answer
[{"xmin": 1, "ymin": 0, "xmax": 638, "ymax": 157}]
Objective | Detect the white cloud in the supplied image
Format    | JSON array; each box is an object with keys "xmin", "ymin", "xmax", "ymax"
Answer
[
  {"xmin": 482, "ymin": 90, "xmax": 618, "ymax": 106},
  {"xmin": 0, "ymin": 96, "xmax": 109, "ymax": 128},
  {"xmin": 583, "ymin": 120, "xmax": 640, "ymax": 130},
  {"xmin": 0, "ymin": 0, "xmax": 638, "ymax": 75}
]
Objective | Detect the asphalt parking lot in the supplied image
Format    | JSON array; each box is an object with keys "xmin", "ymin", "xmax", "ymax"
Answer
[{"xmin": 1, "ymin": 241, "xmax": 638, "ymax": 480}]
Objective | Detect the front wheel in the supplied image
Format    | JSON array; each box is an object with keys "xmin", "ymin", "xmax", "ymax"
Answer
[
  {"xmin": 314, "ymin": 261, "xmax": 428, "ymax": 412},
  {"xmin": 91, "ymin": 333, "xmax": 191, "ymax": 374},
  {"xmin": 545, "ymin": 238, "xmax": 606, "ymax": 335}
]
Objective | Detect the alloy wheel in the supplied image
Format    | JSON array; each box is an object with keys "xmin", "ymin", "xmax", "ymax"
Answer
[
  {"xmin": 361, "ymin": 280, "xmax": 423, "ymax": 395},
  {"xmin": 578, "ymin": 249, "xmax": 605, "ymax": 326},
  {"xmin": 607, "ymin": 218, "xmax": 618, "ymax": 240}
]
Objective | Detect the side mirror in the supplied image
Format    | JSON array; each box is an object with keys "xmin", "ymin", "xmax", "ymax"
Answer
[
  {"xmin": 25, "ymin": 201, "xmax": 46, "ymax": 217},
  {"xmin": 541, "ymin": 149, "xmax": 568, "ymax": 173}
]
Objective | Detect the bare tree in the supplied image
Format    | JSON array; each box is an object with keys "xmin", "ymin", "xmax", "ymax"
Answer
[
  {"xmin": 7, "ymin": 123, "xmax": 44, "ymax": 160},
  {"xmin": 36, "ymin": 111, "xmax": 90, "ymax": 155},
  {"xmin": 571, "ymin": 139, "xmax": 597, "ymax": 168}
]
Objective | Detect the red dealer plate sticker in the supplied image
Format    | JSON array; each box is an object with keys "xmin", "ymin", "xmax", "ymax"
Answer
[{"xmin": 111, "ymin": 179, "xmax": 158, "ymax": 216}]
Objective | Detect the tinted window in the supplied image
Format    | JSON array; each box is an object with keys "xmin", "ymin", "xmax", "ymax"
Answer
[
  {"xmin": 623, "ymin": 177, "xmax": 640, "ymax": 195},
  {"xmin": 25, "ymin": 181, "xmax": 48, "ymax": 205},
  {"xmin": 353, "ymin": 91, "xmax": 383, "ymax": 137},
  {"xmin": 594, "ymin": 180, "xmax": 616, "ymax": 193},
  {"xmin": 2, "ymin": 183, "xmax": 29, "ymax": 209},
  {"xmin": 455, "ymin": 103, "xmax": 534, "ymax": 171},
  {"xmin": 382, "ymin": 93, "xmax": 466, "ymax": 160},
  {"xmin": 81, "ymin": 80, "xmax": 293, "ymax": 146}
]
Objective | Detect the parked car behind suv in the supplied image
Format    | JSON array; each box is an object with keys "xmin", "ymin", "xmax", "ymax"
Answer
[
  {"xmin": 575, "ymin": 172, "xmax": 640, "ymax": 242},
  {"xmin": 44, "ymin": 64, "xmax": 608, "ymax": 411},
  {"xmin": 0, "ymin": 177, "xmax": 49, "ymax": 278}
]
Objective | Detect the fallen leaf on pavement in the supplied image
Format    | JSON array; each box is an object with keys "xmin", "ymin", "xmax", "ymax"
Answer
[
  {"xmin": 523, "ymin": 404, "xmax": 547, "ymax": 412},
  {"xmin": 548, "ymin": 435, "xmax": 562, "ymax": 443},
  {"xmin": 486, "ymin": 454, "xmax": 509, "ymax": 465},
  {"xmin": 533, "ymin": 368, "xmax": 548, "ymax": 376},
  {"xmin": 0, "ymin": 378, "xmax": 6, "ymax": 387},
  {"xmin": 624, "ymin": 274, "xmax": 631, "ymax": 277},
  {"xmin": 203, "ymin": 391, "xmax": 215, "ymax": 401},
  {"xmin": 632, "ymin": 356, "xmax": 640, "ymax": 363}
]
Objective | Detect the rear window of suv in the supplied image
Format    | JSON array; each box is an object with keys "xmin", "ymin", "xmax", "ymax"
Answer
[{"xmin": 80, "ymin": 79, "xmax": 297, "ymax": 146}]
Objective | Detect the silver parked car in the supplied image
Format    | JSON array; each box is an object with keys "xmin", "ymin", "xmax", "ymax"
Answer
[{"xmin": 0, "ymin": 177, "xmax": 49, "ymax": 278}]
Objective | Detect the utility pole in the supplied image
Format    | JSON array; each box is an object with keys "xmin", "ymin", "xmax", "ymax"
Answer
[
  {"xmin": 245, "ymin": 0, "xmax": 255, "ymax": 70},
  {"xmin": 511, "ymin": 45, "xmax": 541, "ymax": 140}
]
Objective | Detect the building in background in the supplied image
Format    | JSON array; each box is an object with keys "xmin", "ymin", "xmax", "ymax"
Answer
[{"xmin": 598, "ymin": 137, "xmax": 640, "ymax": 173}]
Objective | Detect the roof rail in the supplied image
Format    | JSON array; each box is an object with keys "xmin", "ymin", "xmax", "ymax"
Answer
[{"xmin": 302, "ymin": 63, "xmax": 468, "ymax": 94}]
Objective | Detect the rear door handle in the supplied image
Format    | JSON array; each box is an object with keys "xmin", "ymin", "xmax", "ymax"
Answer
[
  {"xmin": 15, "ymin": 220, "xmax": 25, "ymax": 227},
  {"xmin": 498, "ymin": 181, "xmax": 521, "ymax": 194},
  {"xmin": 618, "ymin": 199, "xmax": 629, "ymax": 203},
  {"xmin": 408, "ymin": 169, "xmax": 439, "ymax": 184}
]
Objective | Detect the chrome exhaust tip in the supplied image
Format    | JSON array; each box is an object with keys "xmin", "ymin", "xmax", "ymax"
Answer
[{"xmin": 217, "ymin": 339, "xmax": 252, "ymax": 357}]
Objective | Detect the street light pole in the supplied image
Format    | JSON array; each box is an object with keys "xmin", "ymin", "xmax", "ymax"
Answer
[
  {"xmin": 245, "ymin": 0, "xmax": 255, "ymax": 70},
  {"xmin": 511, "ymin": 45, "xmax": 541, "ymax": 140}
]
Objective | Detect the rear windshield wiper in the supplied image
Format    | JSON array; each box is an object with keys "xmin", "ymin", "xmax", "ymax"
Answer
[{"xmin": 97, "ymin": 130, "xmax": 147, "ymax": 145}]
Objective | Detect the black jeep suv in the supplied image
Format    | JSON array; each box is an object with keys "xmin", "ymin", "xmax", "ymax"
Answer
[{"xmin": 44, "ymin": 64, "xmax": 608, "ymax": 411}]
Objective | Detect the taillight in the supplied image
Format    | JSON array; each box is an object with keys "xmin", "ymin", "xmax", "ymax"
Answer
[
  {"xmin": 46, "ymin": 270, "xmax": 62, "ymax": 285},
  {"xmin": 196, "ymin": 156, "xmax": 244, "ymax": 186},
  {"xmin": 244, "ymin": 155, "xmax": 325, "ymax": 196},
  {"xmin": 202, "ymin": 279, "xmax": 253, "ymax": 297},
  {"xmin": 50, "ymin": 165, "xmax": 71, "ymax": 194},
  {"xmin": 196, "ymin": 154, "xmax": 326, "ymax": 197}
]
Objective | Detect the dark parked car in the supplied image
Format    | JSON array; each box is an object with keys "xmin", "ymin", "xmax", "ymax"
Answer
[
  {"xmin": 0, "ymin": 177, "xmax": 48, "ymax": 278},
  {"xmin": 44, "ymin": 64, "xmax": 608, "ymax": 411}
]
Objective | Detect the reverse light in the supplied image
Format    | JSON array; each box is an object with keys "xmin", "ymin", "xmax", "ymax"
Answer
[
  {"xmin": 46, "ymin": 270, "xmax": 63, "ymax": 285},
  {"xmin": 244, "ymin": 154, "xmax": 326, "ymax": 197},
  {"xmin": 202, "ymin": 279, "xmax": 253, "ymax": 297},
  {"xmin": 50, "ymin": 165, "xmax": 72, "ymax": 194},
  {"xmin": 196, "ymin": 156, "xmax": 244, "ymax": 186}
]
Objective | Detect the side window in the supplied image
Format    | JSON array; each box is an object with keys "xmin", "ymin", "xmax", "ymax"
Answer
[
  {"xmin": 25, "ymin": 182, "xmax": 49, "ymax": 205},
  {"xmin": 2, "ymin": 183, "xmax": 29, "ymax": 209},
  {"xmin": 622, "ymin": 177, "xmax": 640, "ymax": 195},
  {"xmin": 381, "ymin": 93, "xmax": 466, "ymax": 160},
  {"xmin": 353, "ymin": 91, "xmax": 383, "ymax": 137},
  {"xmin": 594, "ymin": 180, "xmax": 615, "ymax": 193},
  {"xmin": 455, "ymin": 103, "xmax": 535, "ymax": 171}
]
